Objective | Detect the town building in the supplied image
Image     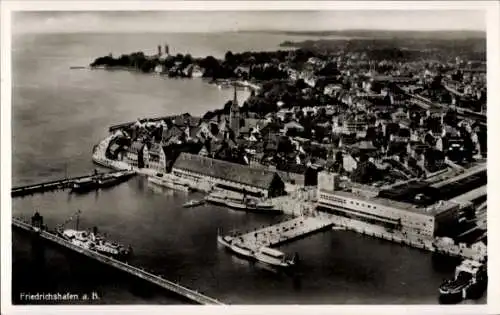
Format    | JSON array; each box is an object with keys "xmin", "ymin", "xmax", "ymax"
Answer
[
  {"xmin": 124, "ymin": 141, "xmax": 148, "ymax": 168},
  {"xmin": 147, "ymin": 143, "xmax": 167, "ymax": 173},
  {"xmin": 171, "ymin": 153, "xmax": 286, "ymax": 198},
  {"xmin": 316, "ymin": 171, "xmax": 462, "ymax": 238}
]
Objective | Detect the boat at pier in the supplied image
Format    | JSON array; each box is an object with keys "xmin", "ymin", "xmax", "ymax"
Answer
[
  {"xmin": 205, "ymin": 194, "xmax": 229, "ymax": 206},
  {"xmin": 56, "ymin": 210, "xmax": 132, "ymax": 259},
  {"xmin": 183, "ymin": 199, "xmax": 205, "ymax": 208},
  {"xmin": 217, "ymin": 232, "xmax": 256, "ymax": 260},
  {"xmin": 148, "ymin": 175, "xmax": 191, "ymax": 192},
  {"xmin": 71, "ymin": 177, "xmax": 98, "ymax": 193},
  {"xmin": 439, "ymin": 259, "xmax": 487, "ymax": 303},
  {"xmin": 254, "ymin": 246, "xmax": 297, "ymax": 268},
  {"xmin": 97, "ymin": 170, "xmax": 135, "ymax": 188},
  {"xmin": 246, "ymin": 199, "xmax": 282, "ymax": 214},
  {"xmin": 225, "ymin": 199, "xmax": 248, "ymax": 211},
  {"xmin": 58, "ymin": 228, "xmax": 132, "ymax": 259},
  {"xmin": 206, "ymin": 192, "xmax": 281, "ymax": 213}
]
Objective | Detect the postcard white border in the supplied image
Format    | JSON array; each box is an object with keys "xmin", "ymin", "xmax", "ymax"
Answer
[{"xmin": 1, "ymin": 1, "xmax": 499, "ymax": 315}]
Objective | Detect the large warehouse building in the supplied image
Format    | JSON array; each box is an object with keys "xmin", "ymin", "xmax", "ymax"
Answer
[
  {"xmin": 316, "ymin": 171, "xmax": 462, "ymax": 238},
  {"xmin": 172, "ymin": 153, "xmax": 286, "ymax": 198}
]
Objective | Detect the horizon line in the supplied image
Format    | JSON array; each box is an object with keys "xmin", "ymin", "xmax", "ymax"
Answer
[{"xmin": 13, "ymin": 28, "xmax": 487, "ymax": 35}]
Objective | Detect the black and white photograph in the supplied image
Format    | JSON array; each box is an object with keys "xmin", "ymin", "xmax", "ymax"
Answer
[{"xmin": 1, "ymin": 1, "xmax": 498, "ymax": 313}]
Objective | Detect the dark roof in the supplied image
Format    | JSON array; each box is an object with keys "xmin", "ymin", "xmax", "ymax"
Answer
[{"xmin": 172, "ymin": 153, "xmax": 282, "ymax": 190}]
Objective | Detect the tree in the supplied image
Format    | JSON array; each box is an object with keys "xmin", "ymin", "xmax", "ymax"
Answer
[
  {"xmin": 225, "ymin": 51, "xmax": 235, "ymax": 64},
  {"xmin": 182, "ymin": 54, "xmax": 193, "ymax": 67}
]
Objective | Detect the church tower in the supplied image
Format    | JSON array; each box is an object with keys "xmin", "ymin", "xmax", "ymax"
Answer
[{"xmin": 229, "ymin": 84, "xmax": 240, "ymax": 137}]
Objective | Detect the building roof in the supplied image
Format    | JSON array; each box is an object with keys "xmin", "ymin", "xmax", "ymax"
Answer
[
  {"xmin": 328, "ymin": 189, "xmax": 457, "ymax": 216},
  {"xmin": 172, "ymin": 153, "xmax": 282, "ymax": 190}
]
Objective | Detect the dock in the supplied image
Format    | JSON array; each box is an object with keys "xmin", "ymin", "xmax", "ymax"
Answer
[
  {"xmin": 11, "ymin": 170, "xmax": 132, "ymax": 197},
  {"xmin": 12, "ymin": 218, "xmax": 224, "ymax": 305},
  {"xmin": 230, "ymin": 216, "xmax": 335, "ymax": 251}
]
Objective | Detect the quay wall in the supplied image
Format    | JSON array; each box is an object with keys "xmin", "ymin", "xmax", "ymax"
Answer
[{"xmin": 317, "ymin": 212, "xmax": 486, "ymax": 261}]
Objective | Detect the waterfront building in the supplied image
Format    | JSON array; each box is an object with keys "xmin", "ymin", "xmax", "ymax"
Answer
[
  {"xmin": 124, "ymin": 141, "xmax": 148, "ymax": 168},
  {"xmin": 147, "ymin": 143, "xmax": 167, "ymax": 173},
  {"xmin": 171, "ymin": 153, "xmax": 285, "ymax": 198},
  {"xmin": 316, "ymin": 171, "xmax": 461, "ymax": 238}
]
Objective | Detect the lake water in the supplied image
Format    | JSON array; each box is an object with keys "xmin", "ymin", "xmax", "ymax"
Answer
[{"xmin": 11, "ymin": 32, "xmax": 485, "ymax": 304}]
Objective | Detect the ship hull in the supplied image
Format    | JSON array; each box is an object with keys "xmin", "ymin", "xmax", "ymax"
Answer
[
  {"xmin": 225, "ymin": 201, "xmax": 248, "ymax": 211},
  {"xmin": 71, "ymin": 180, "xmax": 98, "ymax": 193},
  {"xmin": 230, "ymin": 244, "xmax": 255, "ymax": 260},
  {"xmin": 439, "ymin": 292, "xmax": 463, "ymax": 304},
  {"xmin": 254, "ymin": 253, "xmax": 294, "ymax": 268},
  {"xmin": 205, "ymin": 196, "xmax": 228, "ymax": 207},
  {"xmin": 246, "ymin": 205, "xmax": 282, "ymax": 214}
]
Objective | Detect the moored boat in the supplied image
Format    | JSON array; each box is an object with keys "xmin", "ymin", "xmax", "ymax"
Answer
[
  {"xmin": 58, "ymin": 228, "xmax": 132, "ymax": 259},
  {"xmin": 254, "ymin": 246, "xmax": 297, "ymax": 268},
  {"xmin": 205, "ymin": 194, "xmax": 228, "ymax": 206},
  {"xmin": 97, "ymin": 170, "xmax": 136, "ymax": 188},
  {"xmin": 229, "ymin": 241, "xmax": 256, "ymax": 260},
  {"xmin": 71, "ymin": 178, "xmax": 98, "ymax": 193},
  {"xmin": 183, "ymin": 199, "xmax": 205, "ymax": 208},
  {"xmin": 217, "ymin": 231, "xmax": 256, "ymax": 260},
  {"xmin": 439, "ymin": 259, "xmax": 487, "ymax": 303},
  {"xmin": 148, "ymin": 175, "xmax": 190, "ymax": 192},
  {"xmin": 246, "ymin": 199, "xmax": 282, "ymax": 214},
  {"xmin": 225, "ymin": 199, "xmax": 248, "ymax": 211}
]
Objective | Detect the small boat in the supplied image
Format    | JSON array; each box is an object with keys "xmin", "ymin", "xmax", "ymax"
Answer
[
  {"xmin": 183, "ymin": 199, "xmax": 205, "ymax": 208},
  {"xmin": 254, "ymin": 247, "xmax": 297, "ymax": 268}
]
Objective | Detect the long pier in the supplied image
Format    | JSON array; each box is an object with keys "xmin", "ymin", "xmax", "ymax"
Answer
[
  {"xmin": 11, "ymin": 171, "xmax": 128, "ymax": 197},
  {"xmin": 12, "ymin": 218, "xmax": 224, "ymax": 305}
]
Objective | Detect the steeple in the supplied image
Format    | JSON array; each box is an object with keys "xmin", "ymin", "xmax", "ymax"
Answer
[
  {"xmin": 230, "ymin": 84, "xmax": 240, "ymax": 138},
  {"xmin": 233, "ymin": 84, "xmax": 238, "ymax": 107}
]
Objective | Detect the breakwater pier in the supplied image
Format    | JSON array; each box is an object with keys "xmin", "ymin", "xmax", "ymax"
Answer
[
  {"xmin": 224, "ymin": 216, "xmax": 335, "ymax": 251},
  {"xmin": 11, "ymin": 170, "xmax": 131, "ymax": 197},
  {"xmin": 12, "ymin": 218, "xmax": 224, "ymax": 305}
]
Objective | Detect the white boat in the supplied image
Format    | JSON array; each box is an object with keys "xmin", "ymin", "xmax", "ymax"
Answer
[
  {"xmin": 217, "ymin": 234, "xmax": 234, "ymax": 247},
  {"xmin": 58, "ymin": 229, "xmax": 130, "ymax": 258},
  {"xmin": 205, "ymin": 194, "xmax": 227, "ymax": 206},
  {"xmin": 230, "ymin": 241, "xmax": 256, "ymax": 259},
  {"xmin": 183, "ymin": 199, "xmax": 205, "ymax": 208},
  {"xmin": 217, "ymin": 234, "xmax": 255, "ymax": 260},
  {"xmin": 225, "ymin": 199, "xmax": 248, "ymax": 211},
  {"xmin": 148, "ymin": 175, "xmax": 190, "ymax": 192},
  {"xmin": 254, "ymin": 246, "xmax": 296, "ymax": 268}
]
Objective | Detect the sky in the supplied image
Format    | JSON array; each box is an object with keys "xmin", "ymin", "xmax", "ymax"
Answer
[{"xmin": 13, "ymin": 10, "xmax": 486, "ymax": 34}]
